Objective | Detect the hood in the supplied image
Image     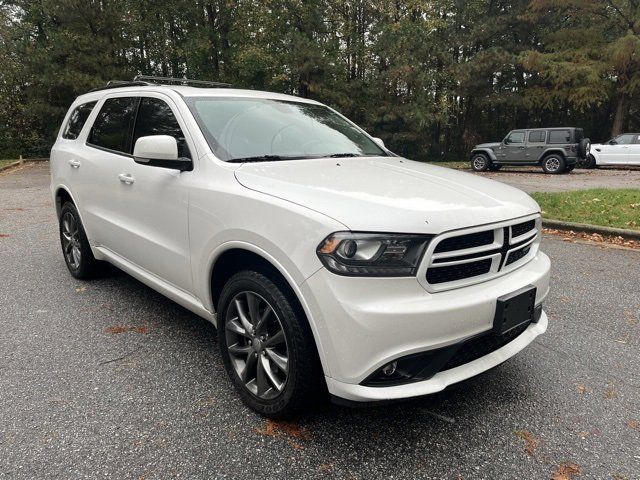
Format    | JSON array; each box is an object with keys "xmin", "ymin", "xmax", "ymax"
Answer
[
  {"xmin": 475, "ymin": 142, "xmax": 501, "ymax": 150},
  {"xmin": 234, "ymin": 157, "xmax": 540, "ymax": 234}
]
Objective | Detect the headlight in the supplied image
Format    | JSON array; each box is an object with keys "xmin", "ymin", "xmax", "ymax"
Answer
[{"xmin": 316, "ymin": 232, "xmax": 432, "ymax": 276}]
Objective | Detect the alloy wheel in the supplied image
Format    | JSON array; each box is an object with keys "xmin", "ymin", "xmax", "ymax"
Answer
[
  {"xmin": 545, "ymin": 157, "xmax": 561, "ymax": 172},
  {"xmin": 225, "ymin": 291, "xmax": 289, "ymax": 400},
  {"xmin": 473, "ymin": 156, "xmax": 486, "ymax": 170},
  {"xmin": 61, "ymin": 212, "xmax": 82, "ymax": 269}
]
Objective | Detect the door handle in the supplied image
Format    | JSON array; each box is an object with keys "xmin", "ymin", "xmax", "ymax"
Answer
[
  {"xmin": 518, "ymin": 146, "xmax": 525, "ymax": 149},
  {"xmin": 118, "ymin": 173, "xmax": 135, "ymax": 185},
  {"xmin": 68, "ymin": 159, "xmax": 81, "ymax": 168}
]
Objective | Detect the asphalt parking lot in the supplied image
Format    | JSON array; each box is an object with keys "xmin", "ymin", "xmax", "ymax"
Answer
[{"xmin": 1, "ymin": 162, "xmax": 639, "ymax": 479}]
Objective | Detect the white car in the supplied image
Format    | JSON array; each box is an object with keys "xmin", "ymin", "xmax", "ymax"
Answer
[
  {"xmin": 586, "ymin": 133, "xmax": 640, "ymax": 167},
  {"xmin": 50, "ymin": 76, "xmax": 550, "ymax": 417}
]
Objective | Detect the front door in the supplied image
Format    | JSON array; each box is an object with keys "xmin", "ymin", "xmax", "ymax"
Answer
[
  {"xmin": 599, "ymin": 134, "xmax": 634, "ymax": 164},
  {"xmin": 501, "ymin": 131, "xmax": 527, "ymax": 162},
  {"xmin": 625, "ymin": 134, "xmax": 640, "ymax": 165},
  {"xmin": 113, "ymin": 95, "xmax": 196, "ymax": 292}
]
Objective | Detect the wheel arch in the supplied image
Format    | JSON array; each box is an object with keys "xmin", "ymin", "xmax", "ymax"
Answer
[
  {"xmin": 207, "ymin": 242, "xmax": 332, "ymax": 377},
  {"xmin": 470, "ymin": 148, "xmax": 497, "ymax": 162},
  {"xmin": 538, "ymin": 149, "xmax": 566, "ymax": 163},
  {"xmin": 54, "ymin": 185, "xmax": 76, "ymax": 218}
]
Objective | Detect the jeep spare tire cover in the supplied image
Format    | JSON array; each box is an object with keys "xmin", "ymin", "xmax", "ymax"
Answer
[{"xmin": 578, "ymin": 138, "xmax": 591, "ymax": 158}]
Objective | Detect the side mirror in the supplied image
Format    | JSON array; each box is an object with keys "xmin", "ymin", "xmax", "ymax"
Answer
[
  {"xmin": 372, "ymin": 137, "xmax": 385, "ymax": 149},
  {"xmin": 133, "ymin": 135, "xmax": 192, "ymax": 171},
  {"xmin": 609, "ymin": 139, "xmax": 617, "ymax": 145}
]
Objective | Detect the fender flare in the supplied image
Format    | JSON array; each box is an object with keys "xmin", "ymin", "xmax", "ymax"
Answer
[
  {"xmin": 470, "ymin": 148, "xmax": 497, "ymax": 162},
  {"xmin": 537, "ymin": 149, "xmax": 566, "ymax": 162}
]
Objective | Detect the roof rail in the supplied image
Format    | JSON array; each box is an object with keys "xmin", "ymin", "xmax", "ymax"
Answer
[
  {"xmin": 133, "ymin": 75, "xmax": 232, "ymax": 88},
  {"xmin": 88, "ymin": 80, "xmax": 153, "ymax": 93}
]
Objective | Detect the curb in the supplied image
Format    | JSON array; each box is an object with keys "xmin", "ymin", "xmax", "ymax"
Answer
[
  {"xmin": 542, "ymin": 218, "xmax": 640, "ymax": 241},
  {"xmin": 0, "ymin": 160, "xmax": 23, "ymax": 172}
]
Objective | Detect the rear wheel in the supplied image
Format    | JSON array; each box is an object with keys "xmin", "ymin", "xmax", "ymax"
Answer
[
  {"xmin": 218, "ymin": 270, "xmax": 324, "ymax": 417},
  {"xmin": 541, "ymin": 154, "xmax": 565, "ymax": 174},
  {"xmin": 59, "ymin": 202, "xmax": 103, "ymax": 279},
  {"xmin": 471, "ymin": 154, "xmax": 490, "ymax": 172}
]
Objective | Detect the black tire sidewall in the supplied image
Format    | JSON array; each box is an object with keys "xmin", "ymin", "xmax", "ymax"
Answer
[
  {"xmin": 217, "ymin": 270, "xmax": 322, "ymax": 417},
  {"xmin": 59, "ymin": 202, "xmax": 98, "ymax": 279},
  {"xmin": 471, "ymin": 154, "xmax": 489, "ymax": 172}
]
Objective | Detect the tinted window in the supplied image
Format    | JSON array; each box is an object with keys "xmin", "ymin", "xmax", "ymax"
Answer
[
  {"xmin": 528, "ymin": 131, "xmax": 546, "ymax": 143},
  {"xmin": 548, "ymin": 130, "xmax": 571, "ymax": 144},
  {"xmin": 613, "ymin": 134, "xmax": 634, "ymax": 145},
  {"xmin": 88, "ymin": 97, "xmax": 138, "ymax": 153},
  {"xmin": 62, "ymin": 101, "xmax": 97, "ymax": 140},
  {"xmin": 506, "ymin": 132, "xmax": 525, "ymax": 144},
  {"xmin": 133, "ymin": 98, "xmax": 190, "ymax": 158}
]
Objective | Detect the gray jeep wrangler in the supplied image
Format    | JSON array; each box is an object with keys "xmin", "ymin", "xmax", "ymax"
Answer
[{"xmin": 470, "ymin": 127, "xmax": 591, "ymax": 174}]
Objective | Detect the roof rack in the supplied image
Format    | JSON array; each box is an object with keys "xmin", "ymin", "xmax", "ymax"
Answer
[
  {"xmin": 133, "ymin": 75, "xmax": 232, "ymax": 88},
  {"xmin": 89, "ymin": 80, "xmax": 152, "ymax": 93},
  {"xmin": 88, "ymin": 76, "xmax": 232, "ymax": 93}
]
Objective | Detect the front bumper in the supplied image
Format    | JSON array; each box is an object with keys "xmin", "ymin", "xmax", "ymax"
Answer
[{"xmin": 300, "ymin": 251, "xmax": 550, "ymax": 402}]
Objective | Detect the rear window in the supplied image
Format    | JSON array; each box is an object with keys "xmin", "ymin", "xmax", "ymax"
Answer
[
  {"xmin": 88, "ymin": 97, "xmax": 139, "ymax": 153},
  {"xmin": 528, "ymin": 131, "xmax": 546, "ymax": 143},
  {"xmin": 62, "ymin": 101, "xmax": 97, "ymax": 140},
  {"xmin": 548, "ymin": 130, "xmax": 571, "ymax": 144}
]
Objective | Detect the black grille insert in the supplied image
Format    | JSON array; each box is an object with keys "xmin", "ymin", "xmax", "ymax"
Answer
[
  {"xmin": 426, "ymin": 258, "xmax": 492, "ymax": 284},
  {"xmin": 511, "ymin": 219, "xmax": 535, "ymax": 239},
  {"xmin": 505, "ymin": 244, "xmax": 531, "ymax": 266},
  {"xmin": 434, "ymin": 230, "xmax": 494, "ymax": 253}
]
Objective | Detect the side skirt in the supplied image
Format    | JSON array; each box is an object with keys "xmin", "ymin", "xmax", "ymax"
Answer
[{"xmin": 93, "ymin": 246, "xmax": 217, "ymax": 325}]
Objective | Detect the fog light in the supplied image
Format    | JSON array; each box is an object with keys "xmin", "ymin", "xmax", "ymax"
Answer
[{"xmin": 381, "ymin": 361, "xmax": 397, "ymax": 376}]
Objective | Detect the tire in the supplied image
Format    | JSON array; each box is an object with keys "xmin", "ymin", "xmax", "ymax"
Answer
[
  {"xmin": 577, "ymin": 138, "xmax": 591, "ymax": 159},
  {"xmin": 59, "ymin": 202, "xmax": 103, "ymax": 279},
  {"xmin": 541, "ymin": 154, "xmax": 566, "ymax": 174},
  {"xmin": 584, "ymin": 154, "xmax": 597, "ymax": 169},
  {"xmin": 489, "ymin": 163, "xmax": 502, "ymax": 171},
  {"xmin": 217, "ymin": 269, "xmax": 324, "ymax": 417},
  {"xmin": 471, "ymin": 153, "xmax": 490, "ymax": 172}
]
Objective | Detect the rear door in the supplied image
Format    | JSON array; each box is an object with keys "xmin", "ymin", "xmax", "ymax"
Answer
[
  {"xmin": 526, "ymin": 130, "xmax": 546, "ymax": 162},
  {"xmin": 502, "ymin": 131, "xmax": 527, "ymax": 162},
  {"xmin": 81, "ymin": 96, "xmax": 139, "ymax": 247}
]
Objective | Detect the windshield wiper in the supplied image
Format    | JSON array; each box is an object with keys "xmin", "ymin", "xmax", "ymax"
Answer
[
  {"xmin": 227, "ymin": 155, "xmax": 293, "ymax": 163},
  {"xmin": 328, "ymin": 153, "xmax": 362, "ymax": 158}
]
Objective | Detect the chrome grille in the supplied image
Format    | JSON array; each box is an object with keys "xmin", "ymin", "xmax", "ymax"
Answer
[{"xmin": 419, "ymin": 215, "xmax": 541, "ymax": 292}]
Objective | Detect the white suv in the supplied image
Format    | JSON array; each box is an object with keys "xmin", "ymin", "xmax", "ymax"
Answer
[{"xmin": 50, "ymin": 77, "xmax": 550, "ymax": 417}]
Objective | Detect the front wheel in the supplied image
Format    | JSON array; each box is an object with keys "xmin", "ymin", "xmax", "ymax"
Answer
[
  {"xmin": 59, "ymin": 202, "xmax": 103, "ymax": 279},
  {"xmin": 583, "ymin": 154, "xmax": 597, "ymax": 169},
  {"xmin": 541, "ymin": 155, "xmax": 566, "ymax": 174},
  {"xmin": 471, "ymin": 154, "xmax": 490, "ymax": 172},
  {"xmin": 218, "ymin": 270, "xmax": 324, "ymax": 417}
]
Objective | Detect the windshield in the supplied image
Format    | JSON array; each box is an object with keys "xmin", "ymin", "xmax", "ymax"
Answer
[{"xmin": 185, "ymin": 97, "xmax": 387, "ymax": 162}]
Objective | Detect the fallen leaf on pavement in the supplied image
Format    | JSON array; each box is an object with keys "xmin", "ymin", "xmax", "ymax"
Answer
[
  {"xmin": 576, "ymin": 385, "xmax": 587, "ymax": 394},
  {"xmin": 0, "ymin": 234, "xmax": 11, "ymax": 238},
  {"xmin": 514, "ymin": 430, "xmax": 538, "ymax": 456},
  {"xmin": 604, "ymin": 389, "xmax": 617, "ymax": 399},
  {"xmin": 75, "ymin": 286, "xmax": 86, "ymax": 293},
  {"xmin": 104, "ymin": 325, "xmax": 149, "ymax": 334},
  {"xmin": 543, "ymin": 228, "xmax": 640, "ymax": 250},
  {"xmin": 551, "ymin": 462, "xmax": 581, "ymax": 480},
  {"xmin": 256, "ymin": 419, "xmax": 310, "ymax": 440},
  {"xmin": 627, "ymin": 420, "xmax": 640, "ymax": 432}
]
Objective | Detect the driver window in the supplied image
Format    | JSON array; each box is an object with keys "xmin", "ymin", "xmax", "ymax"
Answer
[
  {"xmin": 613, "ymin": 134, "xmax": 634, "ymax": 145},
  {"xmin": 506, "ymin": 132, "xmax": 525, "ymax": 144}
]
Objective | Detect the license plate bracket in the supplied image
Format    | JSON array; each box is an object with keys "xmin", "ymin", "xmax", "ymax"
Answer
[{"xmin": 493, "ymin": 285, "xmax": 537, "ymax": 335}]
